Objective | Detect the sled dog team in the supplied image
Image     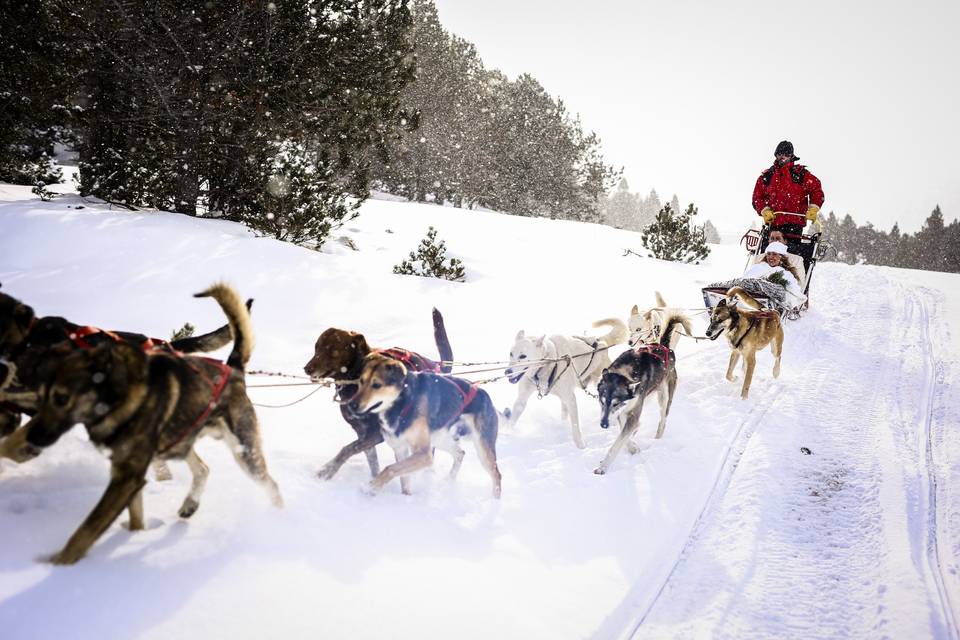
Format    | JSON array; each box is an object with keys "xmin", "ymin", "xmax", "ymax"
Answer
[{"xmin": 0, "ymin": 282, "xmax": 783, "ymax": 564}]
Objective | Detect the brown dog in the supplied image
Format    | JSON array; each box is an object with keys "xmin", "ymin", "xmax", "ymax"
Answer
[
  {"xmin": 0, "ymin": 282, "xmax": 244, "ymax": 459},
  {"xmin": 9, "ymin": 283, "xmax": 282, "ymax": 565},
  {"xmin": 303, "ymin": 309, "xmax": 453, "ymax": 480},
  {"xmin": 351, "ymin": 354, "xmax": 501, "ymax": 498},
  {"xmin": 705, "ymin": 287, "xmax": 784, "ymax": 399}
]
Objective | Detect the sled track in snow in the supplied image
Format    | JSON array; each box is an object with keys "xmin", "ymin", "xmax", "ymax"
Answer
[
  {"xmin": 613, "ymin": 326, "xmax": 810, "ymax": 640},
  {"xmin": 916, "ymin": 292, "xmax": 959, "ymax": 639},
  {"xmin": 619, "ymin": 380, "xmax": 783, "ymax": 639}
]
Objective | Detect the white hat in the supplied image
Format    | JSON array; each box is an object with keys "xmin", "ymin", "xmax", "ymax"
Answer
[{"xmin": 765, "ymin": 241, "xmax": 788, "ymax": 256}]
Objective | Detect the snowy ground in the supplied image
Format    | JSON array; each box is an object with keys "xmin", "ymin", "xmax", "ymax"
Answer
[{"xmin": 0, "ymin": 179, "xmax": 957, "ymax": 639}]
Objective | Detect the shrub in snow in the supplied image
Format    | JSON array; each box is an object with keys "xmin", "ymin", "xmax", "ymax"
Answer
[
  {"xmin": 31, "ymin": 181, "xmax": 55, "ymax": 202},
  {"xmin": 393, "ymin": 226, "xmax": 465, "ymax": 282},
  {"xmin": 640, "ymin": 203, "xmax": 711, "ymax": 264}
]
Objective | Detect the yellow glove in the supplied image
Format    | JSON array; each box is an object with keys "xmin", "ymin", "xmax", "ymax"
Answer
[
  {"xmin": 761, "ymin": 207, "xmax": 775, "ymax": 224},
  {"xmin": 805, "ymin": 205, "xmax": 820, "ymax": 222}
]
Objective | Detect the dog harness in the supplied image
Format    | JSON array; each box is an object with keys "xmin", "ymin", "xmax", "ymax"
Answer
[
  {"xmin": 377, "ymin": 348, "xmax": 441, "ymax": 373},
  {"xmin": 70, "ymin": 325, "xmax": 166, "ymax": 352},
  {"xmin": 395, "ymin": 376, "xmax": 478, "ymax": 432},
  {"xmin": 158, "ymin": 357, "xmax": 233, "ymax": 454},
  {"xmin": 633, "ymin": 343, "xmax": 672, "ymax": 369},
  {"xmin": 732, "ymin": 310, "xmax": 778, "ymax": 349},
  {"xmin": 628, "ymin": 343, "xmax": 673, "ymax": 391}
]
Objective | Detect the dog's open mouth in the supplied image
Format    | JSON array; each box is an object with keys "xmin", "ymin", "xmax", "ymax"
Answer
[
  {"xmin": 507, "ymin": 371, "xmax": 524, "ymax": 384},
  {"xmin": 360, "ymin": 401, "xmax": 382, "ymax": 414}
]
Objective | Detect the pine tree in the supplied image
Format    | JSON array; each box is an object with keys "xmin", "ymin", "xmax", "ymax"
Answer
[
  {"xmin": 640, "ymin": 203, "xmax": 710, "ymax": 264},
  {"xmin": 0, "ymin": 0, "xmax": 75, "ymax": 185},
  {"xmin": 393, "ymin": 226, "xmax": 466, "ymax": 281}
]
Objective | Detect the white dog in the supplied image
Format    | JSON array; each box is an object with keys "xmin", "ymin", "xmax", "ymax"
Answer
[
  {"xmin": 628, "ymin": 291, "xmax": 692, "ymax": 348},
  {"xmin": 504, "ymin": 319, "xmax": 628, "ymax": 448}
]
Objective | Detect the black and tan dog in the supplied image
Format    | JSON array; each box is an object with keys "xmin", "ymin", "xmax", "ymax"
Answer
[
  {"xmin": 303, "ymin": 309, "xmax": 452, "ymax": 480},
  {"xmin": 7, "ymin": 283, "xmax": 282, "ymax": 565},
  {"xmin": 350, "ymin": 354, "xmax": 501, "ymax": 498},
  {"xmin": 594, "ymin": 313, "xmax": 687, "ymax": 475},
  {"xmin": 0, "ymin": 282, "xmax": 242, "ymax": 442},
  {"xmin": 705, "ymin": 286, "xmax": 784, "ymax": 399}
]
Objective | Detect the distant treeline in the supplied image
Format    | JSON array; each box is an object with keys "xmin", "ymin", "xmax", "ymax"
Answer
[{"xmin": 821, "ymin": 206, "xmax": 959, "ymax": 273}]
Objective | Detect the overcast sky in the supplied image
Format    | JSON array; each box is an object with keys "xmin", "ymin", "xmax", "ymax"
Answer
[{"xmin": 433, "ymin": 0, "xmax": 960, "ymax": 234}]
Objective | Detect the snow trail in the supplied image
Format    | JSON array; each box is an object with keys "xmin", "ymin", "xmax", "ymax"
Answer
[{"xmin": 636, "ymin": 268, "xmax": 957, "ymax": 638}]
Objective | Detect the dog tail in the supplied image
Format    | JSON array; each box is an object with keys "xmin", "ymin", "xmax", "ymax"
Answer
[
  {"xmin": 591, "ymin": 318, "xmax": 628, "ymax": 347},
  {"xmin": 194, "ymin": 284, "xmax": 254, "ymax": 369},
  {"xmin": 171, "ymin": 298, "xmax": 253, "ymax": 354},
  {"xmin": 654, "ymin": 291, "xmax": 667, "ymax": 307},
  {"xmin": 432, "ymin": 308, "xmax": 454, "ymax": 374},
  {"xmin": 659, "ymin": 313, "xmax": 690, "ymax": 348},
  {"xmin": 725, "ymin": 286, "xmax": 762, "ymax": 310}
]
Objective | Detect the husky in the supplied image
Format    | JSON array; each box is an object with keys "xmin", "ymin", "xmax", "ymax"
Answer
[
  {"xmin": 594, "ymin": 313, "xmax": 685, "ymax": 475},
  {"xmin": 8, "ymin": 284, "xmax": 282, "ymax": 564},
  {"xmin": 350, "ymin": 354, "xmax": 501, "ymax": 498},
  {"xmin": 706, "ymin": 287, "xmax": 784, "ymax": 399},
  {"xmin": 303, "ymin": 309, "xmax": 453, "ymax": 481},
  {"xmin": 627, "ymin": 291, "xmax": 692, "ymax": 348},
  {"xmin": 504, "ymin": 318, "xmax": 628, "ymax": 449}
]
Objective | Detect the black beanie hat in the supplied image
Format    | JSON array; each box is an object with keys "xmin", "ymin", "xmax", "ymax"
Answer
[{"xmin": 774, "ymin": 140, "xmax": 799, "ymax": 161}]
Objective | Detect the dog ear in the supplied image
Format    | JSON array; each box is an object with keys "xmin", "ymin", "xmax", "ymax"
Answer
[
  {"xmin": 717, "ymin": 299, "xmax": 727, "ymax": 308},
  {"xmin": 654, "ymin": 291, "xmax": 667, "ymax": 307},
  {"xmin": 13, "ymin": 303, "xmax": 35, "ymax": 330},
  {"xmin": 349, "ymin": 332, "xmax": 369, "ymax": 355},
  {"xmin": 630, "ymin": 304, "xmax": 639, "ymax": 315},
  {"xmin": 515, "ymin": 329, "xmax": 525, "ymax": 341}
]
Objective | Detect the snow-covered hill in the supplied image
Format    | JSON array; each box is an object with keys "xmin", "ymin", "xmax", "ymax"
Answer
[{"xmin": 0, "ymin": 181, "xmax": 957, "ymax": 639}]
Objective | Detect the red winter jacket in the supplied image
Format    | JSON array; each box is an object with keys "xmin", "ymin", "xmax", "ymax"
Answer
[{"xmin": 752, "ymin": 162, "xmax": 824, "ymax": 227}]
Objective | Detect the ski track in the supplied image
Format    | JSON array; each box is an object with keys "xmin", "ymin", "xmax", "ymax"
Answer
[{"xmin": 635, "ymin": 267, "xmax": 958, "ymax": 639}]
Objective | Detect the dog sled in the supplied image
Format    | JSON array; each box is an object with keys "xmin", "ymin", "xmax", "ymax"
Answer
[{"xmin": 701, "ymin": 221, "xmax": 832, "ymax": 320}]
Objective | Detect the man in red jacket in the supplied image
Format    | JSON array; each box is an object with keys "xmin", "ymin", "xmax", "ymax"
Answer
[{"xmin": 752, "ymin": 141, "xmax": 825, "ymax": 247}]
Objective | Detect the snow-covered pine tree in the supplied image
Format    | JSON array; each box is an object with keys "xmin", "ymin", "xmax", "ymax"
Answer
[
  {"xmin": 393, "ymin": 226, "xmax": 465, "ymax": 281},
  {"xmin": 640, "ymin": 202, "xmax": 711, "ymax": 264}
]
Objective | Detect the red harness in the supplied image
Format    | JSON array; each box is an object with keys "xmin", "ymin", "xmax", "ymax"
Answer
[
  {"xmin": 158, "ymin": 357, "xmax": 233, "ymax": 454},
  {"xmin": 70, "ymin": 325, "xmax": 165, "ymax": 351},
  {"xmin": 377, "ymin": 347, "xmax": 441, "ymax": 373},
  {"xmin": 68, "ymin": 325, "xmax": 232, "ymax": 454},
  {"xmin": 634, "ymin": 343, "xmax": 672, "ymax": 369},
  {"xmin": 397, "ymin": 376, "xmax": 478, "ymax": 429}
]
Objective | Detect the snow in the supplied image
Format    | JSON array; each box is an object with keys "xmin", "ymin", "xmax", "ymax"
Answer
[{"xmin": 0, "ymin": 179, "xmax": 958, "ymax": 639}]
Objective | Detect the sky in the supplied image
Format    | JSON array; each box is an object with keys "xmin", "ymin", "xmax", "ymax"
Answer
[{"xmin": 433, "ymin": 0, "xmax": 960, "ymax": 235}]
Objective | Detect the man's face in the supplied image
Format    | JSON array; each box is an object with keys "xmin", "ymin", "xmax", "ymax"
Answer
[
  {"xmin": 769, "ymin": 231, "xmax": 785, "ymax": 244},
  {"xmin": 775, "ymin": 154, "xmax": 792, "ymax": 166}
]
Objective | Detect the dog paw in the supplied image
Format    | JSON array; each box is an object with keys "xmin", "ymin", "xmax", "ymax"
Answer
[
  {"xmin": 178, "ymin": 498, "xmax": 200, "ymax": 519},
  {"xmin": 316, "ymin": 465, "xmax": 337, "ymax": 481},
  {"xmin": 593, "ymin": 467, "xmax": 607, "ymax": 475},
  {"xmin": 41, "ymin": 549, "xmax": 82, "ymax": 565}
]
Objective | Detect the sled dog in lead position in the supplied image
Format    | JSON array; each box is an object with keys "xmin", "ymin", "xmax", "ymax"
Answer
[
  {"xmin": 350, "ymin": 354, "xmax": 501, "ymax": 498},
  {"xmin": 594, "ymin": 312, "xmax": 687, "ymax": 475},
  {"xmin": 706, "ymin": 286, "xmax": 784, "ymax": 399},
  {"xmin": 504, "ymin": 318, "xmax": 628, "ymax": 448}
]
